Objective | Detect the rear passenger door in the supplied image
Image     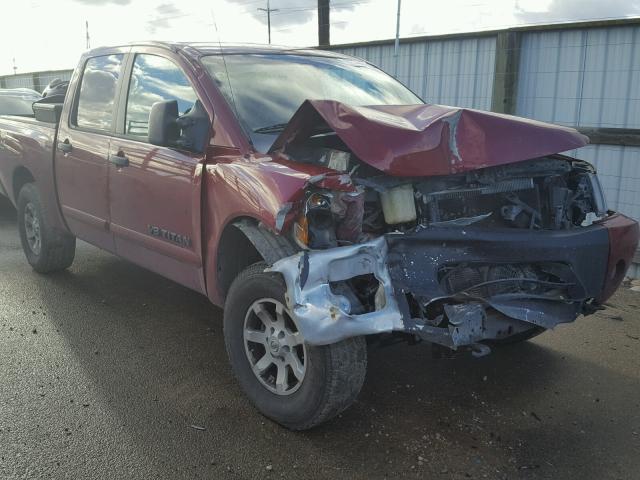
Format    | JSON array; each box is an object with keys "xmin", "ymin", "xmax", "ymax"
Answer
[
  {"xmin": 108, "ymin": 51, "xmax": 209, "ymax": 293},
  {"xmin": 56, "ymin": 52, "xmax": 126, "ymax": 251}
]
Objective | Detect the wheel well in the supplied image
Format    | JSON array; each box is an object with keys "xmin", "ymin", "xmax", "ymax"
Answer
[
  {"xmin": 217, "ymin": 221, "xmax": 264, "ymax": 300},
  {"xmin": 12, "ymin": 167, "xmax": 34, "ymax": 202}
]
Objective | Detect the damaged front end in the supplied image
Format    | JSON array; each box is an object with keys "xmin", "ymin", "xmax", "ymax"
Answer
[{"xmin": 268, "ymin": 101, "xmax": 639, "ymax": 354}]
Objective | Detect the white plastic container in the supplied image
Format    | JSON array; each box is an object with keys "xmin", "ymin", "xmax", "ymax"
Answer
[{"xmin": 380, "ymin": 184, "xmax": 417, "ymax": 224}]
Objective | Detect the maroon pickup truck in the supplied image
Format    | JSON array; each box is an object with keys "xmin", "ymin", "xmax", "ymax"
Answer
[{"xmin": 0, "ymin": 42, "xmax": 637, "ymax": 430}]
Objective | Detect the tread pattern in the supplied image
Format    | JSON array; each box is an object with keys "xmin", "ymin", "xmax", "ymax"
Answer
[
  {"xmin": 17, "ymin": 183, "xmax": 75, "ymax": 273},
  {"xmin": 294, "ymin": 336, "xmax": 367, "ymax": 431}
]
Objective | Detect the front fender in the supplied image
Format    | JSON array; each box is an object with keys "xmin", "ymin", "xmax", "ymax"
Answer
[{"xmin": 202, "ymin": 155, "xmax": 324, "ymax": 305}]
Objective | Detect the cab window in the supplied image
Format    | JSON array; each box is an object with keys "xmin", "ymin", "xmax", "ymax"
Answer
[
  {"xmin": 125, "ymin": 54, "xmax": 198, "ymax": 139},
  {"xmin": 75, "ymin": 54, "xmax": 124, "ymax": 132}
]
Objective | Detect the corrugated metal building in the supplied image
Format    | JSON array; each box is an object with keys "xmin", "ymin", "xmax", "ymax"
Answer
[
  {"xmin": 0, "ymin": 69, "xmax": 73, "ymax": 92},
  {"xmin": 331, "ymin": 18, "xmax": 640, "ymax": 277},
  {"xmin": 337, "ymin": 36, "xmax": 497, "ymax": 111},
  {"xmin": 516, "ymin": 24, "xmax": 640, "ymax": 276}
]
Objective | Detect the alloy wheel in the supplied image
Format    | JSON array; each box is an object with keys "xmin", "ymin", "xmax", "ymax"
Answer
[
  {"xmin": 243, "ymin": 298, "xmax": 307, "ymax": 395},
  {"xmin": 23, "ymin": 203, "xmax": 41, "ymax": 255}
]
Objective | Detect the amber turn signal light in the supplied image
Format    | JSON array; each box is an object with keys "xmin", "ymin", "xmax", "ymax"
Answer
[{"xmin": 294, "ymin": 215, "xmax": 309, "ymax": 246}]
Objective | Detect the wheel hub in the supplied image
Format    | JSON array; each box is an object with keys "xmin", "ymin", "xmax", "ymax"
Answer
[
  {"xmin": 269, "ymin": 337, "xmax": 280, "ymax": 354},
  {"xmin": 243, "ymin": 298, "xmax": 307, "ymax": 396},
  {"xmin": 23, "ymin": 203, "xmax": 42, "ymax": 255}
]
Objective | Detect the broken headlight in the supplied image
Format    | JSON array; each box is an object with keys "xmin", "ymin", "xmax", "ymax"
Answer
[
  {"xmin": 293, "ymin": 188, "xmax": 366, "ymax": 249},
  {"xmin": 294, "ymin": 192, "xmax": 335, "ymax": 249}
]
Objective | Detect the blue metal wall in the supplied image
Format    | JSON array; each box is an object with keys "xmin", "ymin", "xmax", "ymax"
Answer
[
  {"xmin": 516, "ymin": 26, "xmax": 640, "ymax": 128},
  {"xmin": 516, "ymin": 25, "xmax": 640, "ymax": 276},
  {"xmin": 335, "ymin": 36, "xmax": 496, "ymax": 110}
]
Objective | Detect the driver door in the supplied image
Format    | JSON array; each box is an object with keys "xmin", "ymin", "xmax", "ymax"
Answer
[{"xmin": 108, "ymin": 51, "xmax": 209, "ymax": 293}]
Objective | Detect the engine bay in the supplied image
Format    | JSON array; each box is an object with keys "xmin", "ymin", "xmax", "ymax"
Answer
[{"xmin": 283, "ymin": 136, "xmax": 609, "ymax": 252}]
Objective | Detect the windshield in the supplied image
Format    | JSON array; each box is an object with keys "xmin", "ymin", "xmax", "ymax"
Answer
[{"xmin": 201, "ymin": 53, "xmax": 423, "ymax": 152}]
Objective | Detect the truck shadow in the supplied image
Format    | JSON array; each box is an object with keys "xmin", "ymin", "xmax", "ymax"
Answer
[
  {"xmin": 0, "ymin": 195, "xmax": 16, "ymax": 224},
  {"xmin": 9, "ymin": 218, "xmax": 637, "ymax": 479}
]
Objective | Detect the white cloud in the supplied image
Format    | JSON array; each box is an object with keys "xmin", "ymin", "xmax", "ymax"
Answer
[
  {"xmin": 72, "ymin": 0, "xmax": 131, "ymax": 4},
  {"xmin": 515, "ymin": 0, "xmax": 640, "ymax": 23}
]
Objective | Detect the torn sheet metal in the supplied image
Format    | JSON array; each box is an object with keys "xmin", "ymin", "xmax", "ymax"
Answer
[
  {"xmin": 485, "ymin": 297, "xmax": 580, "ymax": 328},
  {"xmin": 267, "ymin": 236, "xmax": 403, "ymax": 346},
  {"xmin": 274, "ymin": 202, "xmax": 293, "ymax": 233},
  {"xmin": 429, "ymin": 212, "xmax": 492, "ymax": 227},
  {"xmin": 269, "ymin": 100, "xmax": 589, "ymax": 177},
  {"xmin": 267, "ymin": 215, "xmax": 631, "ymax": 349},
  {"xmin": 445, "ymin": 303, "xmax": 485, "ymax": 346}
]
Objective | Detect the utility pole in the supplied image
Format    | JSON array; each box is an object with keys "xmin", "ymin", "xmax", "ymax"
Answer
[
  {"xmin": 12, "ymin": 58, "xmax": 17, "ymax": 75},
  {"xmin": 318, "ymin": 0, "xmax": 330, "ymax": 47},
  {"xmin": 258, "ymin": 0, "xmax": 279, "ymax": 44},
  {"xmin": 394, "ymin": 0, "xmax": 401, "ymax": 77},
  {"xmin": 86, "ymin": 20, "xmax": 91, "ymax": 49}
]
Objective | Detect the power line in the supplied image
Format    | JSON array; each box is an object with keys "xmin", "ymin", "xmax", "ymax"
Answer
[
  {"xmin": 238, "ymin": 0, "xmax": 371, "ymax": 18},
  {"xmin": 257, "ymin": 0, "xmax": 279, "ymax": 44}
]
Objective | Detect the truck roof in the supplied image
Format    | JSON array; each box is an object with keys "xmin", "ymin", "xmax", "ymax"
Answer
[{"xmin": 85, "ymin": 41, "xmax": 350, "ymax": 60}]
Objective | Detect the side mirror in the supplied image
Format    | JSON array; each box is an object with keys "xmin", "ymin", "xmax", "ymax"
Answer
[
  {"xmin": 148, "ymin": 99, "xmax": 210, "ymax": 153},
  {"xmin": 148, "ymin": 100, "xmax": 180, "ymax": 147},
  {"xmin": 175, "ymin": 100, "xmax": 210, "ymax": 153},
  {"xmin": 32, "ymin": 95, "xmax": 65, "ymax": 123}
]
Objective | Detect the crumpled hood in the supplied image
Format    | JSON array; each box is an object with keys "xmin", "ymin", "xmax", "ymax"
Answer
[{"xmin": 269, "ymin": 100, "xmax": 589, "ymax": 177}]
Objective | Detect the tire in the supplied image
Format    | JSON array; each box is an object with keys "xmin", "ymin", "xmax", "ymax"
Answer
[
  {"xmin": 224, "ymin": 262, "xmax": 367, "ymax": 430},
  {"xmin": 17, "ymin": 183, "xmax": 75, "ymax": 273}
]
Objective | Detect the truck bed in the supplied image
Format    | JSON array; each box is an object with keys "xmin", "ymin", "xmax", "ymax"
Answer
[{"xmin": 0, "ymin": 115, "xmax": 62, "ymax": 227}]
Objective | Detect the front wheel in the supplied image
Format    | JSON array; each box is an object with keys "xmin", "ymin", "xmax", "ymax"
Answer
[
  {"xmin": 224, "ymin": 262, "xmax": 367, "ymax": 430},
  {"xmin": 17, "ymin": 183, "xmax": 75, "ymax": 273}
]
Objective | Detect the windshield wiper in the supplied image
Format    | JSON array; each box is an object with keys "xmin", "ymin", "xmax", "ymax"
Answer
[{"xmin": 253, "ymin": 123, "xmax": 289, "ymax": 134}]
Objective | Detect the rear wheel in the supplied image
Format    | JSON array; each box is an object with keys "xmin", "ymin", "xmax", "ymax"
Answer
[
  {"xmin": 224, "ymin": 262, "xmax": 367, "ymax": 430},
  {"xmin": 17, "ymin": 183, "xmax": 75, "ymax": 273}
]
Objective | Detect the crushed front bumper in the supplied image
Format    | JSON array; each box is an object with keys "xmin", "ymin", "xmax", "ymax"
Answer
[{"xmin": 269, "ymin": 214, "xmax": 639, "ymax": 349}]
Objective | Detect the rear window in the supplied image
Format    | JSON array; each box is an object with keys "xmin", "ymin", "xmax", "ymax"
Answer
[{"xmin": 75, "ymin": 54, "xmax": 124, "ymax": 132}]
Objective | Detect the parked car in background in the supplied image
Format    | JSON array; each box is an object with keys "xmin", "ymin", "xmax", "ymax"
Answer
[
  {"xmin": 0, "ymin": 88, "xmax": 41, "ymax": 117},
  {"xmin": 0, "ymin": 88, "xmax": 41, "ymax": 98},
  {"xmin": 0, "ymin": 42, "xmax": 637, "ymax": 429}
]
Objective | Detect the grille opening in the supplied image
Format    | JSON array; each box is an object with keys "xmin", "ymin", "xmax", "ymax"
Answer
[{"xmin": 438, "ymin": 262, "xmax": 575, "ymax": 299}]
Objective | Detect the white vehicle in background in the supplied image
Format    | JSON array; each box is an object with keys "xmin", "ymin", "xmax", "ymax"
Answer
[{"xmin": 0, "ymin": 88, "xmax": 41, "ymax": 117}]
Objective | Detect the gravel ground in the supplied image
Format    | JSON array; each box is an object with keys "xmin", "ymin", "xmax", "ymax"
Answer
[{"xmin": 1, "ymin": 196, "xmax": 639, "ymax": 480}]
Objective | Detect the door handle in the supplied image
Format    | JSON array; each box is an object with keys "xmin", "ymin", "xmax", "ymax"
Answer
[
  {"xmin": 57, "ymin": 140, "xmax": 72, "ymax": 153},
  {"xmin": 109, "ymin": 153, "xmax": 129, "ymax": 168}
]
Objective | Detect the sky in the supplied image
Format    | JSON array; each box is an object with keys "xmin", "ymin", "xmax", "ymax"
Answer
[{"xmin": 1, "ymin": 0, "xmax": 639, "ymax": 76}]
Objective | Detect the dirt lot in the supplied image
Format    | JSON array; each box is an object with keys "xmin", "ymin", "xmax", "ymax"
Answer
[{"xmin": 0, "ymin": 196, "xmax": 639, "ymax": 480}]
